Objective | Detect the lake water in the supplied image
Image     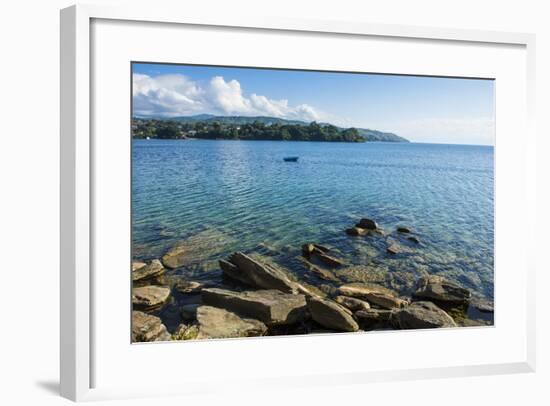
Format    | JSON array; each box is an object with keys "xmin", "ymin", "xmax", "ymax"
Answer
[{"xmin": 132, "ymin": 139, "xmax": 494, "ymax": 327}]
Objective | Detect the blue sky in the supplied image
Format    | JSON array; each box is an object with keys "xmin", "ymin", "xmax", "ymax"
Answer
[{"xmin": 133, "ymin": 63, "xmax": 495, "ymax": 145}]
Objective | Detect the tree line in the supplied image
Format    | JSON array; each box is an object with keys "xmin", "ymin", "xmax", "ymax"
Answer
[{"xmin": 132, "ymin": 118, "xmax": 365, "ymax": 143}]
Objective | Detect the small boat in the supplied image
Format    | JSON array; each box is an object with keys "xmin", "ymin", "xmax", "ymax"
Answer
[{"xmin": 283, "ymin": 156, "xmax": 299, "ymax": 162}]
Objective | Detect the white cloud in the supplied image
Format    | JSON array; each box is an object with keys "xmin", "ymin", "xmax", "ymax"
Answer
[{"xmin": 132, "ymin": 73, "xmax": 321, "ymax": 121}]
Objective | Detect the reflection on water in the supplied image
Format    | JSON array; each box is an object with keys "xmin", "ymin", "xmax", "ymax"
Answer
[{"xmin": 132, "ymin": 139, "xmax": 494, "ymax": 329}]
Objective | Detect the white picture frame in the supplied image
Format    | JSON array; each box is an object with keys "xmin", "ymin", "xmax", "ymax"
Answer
[{"xmin": 60, "ymin": 3, "xmax": 536, "ymax": 402}]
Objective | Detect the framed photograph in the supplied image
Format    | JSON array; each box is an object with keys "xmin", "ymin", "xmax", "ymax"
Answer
[{"xmin": 60, "ymin": 4, "xmax": 536, "ymax": 401}]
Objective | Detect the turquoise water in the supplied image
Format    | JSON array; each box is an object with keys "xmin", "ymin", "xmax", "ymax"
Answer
[{"xmin": 132, "ymin": 139, "xmax": 494, "ymax": 311}]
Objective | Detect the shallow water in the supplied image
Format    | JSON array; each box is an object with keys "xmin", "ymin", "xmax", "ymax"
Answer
[{"xmin": 132, "ymin": 139, "xmax": 494, "ymax": 328}]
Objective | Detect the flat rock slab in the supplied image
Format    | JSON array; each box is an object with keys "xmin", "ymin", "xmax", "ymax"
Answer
[
  {"xmin": 132, "ymin": 259, "xmax": 164, "ymax": 283},
  {"xmin": 221, "ymin": 252, "xmax": 298, "ymax": 293},
  {"xmin": 196, "ymin": 306, "xmax": 268, "ymax": 339},
  {"xmin": 307, "ymin": 297, "xmax": 359, "ymax": 332},
  {"xmin": 335, "ymin": 295, "xmax": 370, "ymax": 312},
  {"xmin": 132, "ymin": 261, "xmax": 147, "ymax": 272},
  {"xmin": 391, "ymin": 301, "xmax": 457, "ymax": 329},
  {"xmin": 338, "ymin": 284, "xmax": 407, "ymax": 309},
  {"xmin": 202, "ymin": 288, "xmax": 307, "ymax": 326},
  {"xmin": 414, "ymin": 275, "xmax": 471, "ymax": 303},
  {"xmin": 132, "ymin": 311, "xmax": 171, "ymax": 342},
  {"xmin": 174, "ymin": 280, "xmax": 203, "ymax": 294},
  {"xmin": 132, "ymin": 285, "xmax": 171, "ymax": 310}
]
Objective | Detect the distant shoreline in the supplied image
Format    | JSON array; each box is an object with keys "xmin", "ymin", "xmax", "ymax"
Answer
[{"xmin": 132, "ymin": 115, "xmax": 409, "ymax": 143}]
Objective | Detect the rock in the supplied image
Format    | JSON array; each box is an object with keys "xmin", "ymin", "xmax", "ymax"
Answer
[
  {"xmin": 397, "ymin": 227, "xmax": 411, "ymax": 233},
  {"xmin": 356, "ymin": 218, "xmax": 378, "ymax": 230},
  {"xmin": 386, "ymin": 243, "xmax": 401, "ymax": 255},
  {"xmin": 132, "ymin": 259, "xmax": 164, "ymax": 283},
  {"xmin": 132, "ymin": 261, "xmax": 146, "ymax": 272},
  {"xmin": 313, "ymin": 252, "xmax": 345, "ymax": 268},
  {"xmin": 219, "ymin": 259, "xmax": 252, "ymax": 285},
  {"xmin": 172, "ymin": 323, "xmax": 199, "ymax": 340},
  {"xmin": 162, "ymin": 245, "xmax": 186, "ymax": 269},
  {"xmin": 335, "ymin": 295, "xmax": 371, "ymax": 311},
  {"xmin": 175, "ymin": 280, "xmax": 203, "ymax": 294},
  {"xmin": 132, "ymin": 311, "xmax": 171, "ymax": 342},
  {"xmin": 345, "ymin": 227, "xmax": 368, "ymax": 236},
  {"xmin": 407, "ymin": 236, "xmax": 420, "ymax": 244},
  {"xmin": 295, "ymin": 282, "xmax": 325, "ymax": 298},
  {"xmin": 220, "ymin": 252, "xmax": 298, "ymax": 293},
  {"xmin": 338, "ymin": 284, "xmax": 406, "ymax": 309},
  {"xmin": 355, "ymin": 308, "xmax": 392, "ymax": 322},
  {"xmin": 201, "ymin": 288, "xmax": 307, "ymax": 325},
  {"xmin": 161, "ymin": 244, "xmax": 187, "ymax": 269},
  {"xmin": 301, "ymin": 243, "xmax": 331, "ymax": 255},
  {"xmin": 414, "ymin": 275, "xmax": 471, "ymax": 303},
  {"xmin": 307, "ymin": 264, "xmax": 339, "ymax": 282},
  {"xmin": 301, "ymin": 243, "xmax": 316, "ymax": 256},
  {"xmin": 470, "ymin": 297, "xmax": 494, "ymax": 313},
  {"xmin": 301, "ymin": 244, "xmax": 345, "ymax": 268},
  {"xmin": 132, "ymin": 285, "xmax": 171, "ymax": 310},
  {"xmin": 307, "ymin": 297, "xmax": 359, "ymax": 332},
  {"xmin": 196, "ymin": 306, "xmax": 268, "ymax": 339},
  {"xmin": 180, "ymin": 303, "xmax": 201, "ymax": 320},
  {"xmin": 391, "ymin": 301, "xmax": 457, "ymax": 329},
  {"xmin": 313, "ymin": 244, "xmax": 331, "ymax": 252}
]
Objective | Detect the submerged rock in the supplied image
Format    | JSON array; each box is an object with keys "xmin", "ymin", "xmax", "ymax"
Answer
[
  {"xmin": 414, "ymin": 275, "xmax": 471, "ymax": 303},
  {"xmin": 132, "ymin": 311, "xmax": 171, "ymax": 342},
  {"xmin": 314, "ymin": 252, "xmax": 345, "ymax": 268},
  {"xmin": 397, "ymin": 227, "xmax": 411, "ymax": 233},
  {"xmin": 220, "ymin": 252, "xmax": 298, "ymax": 293},
  {"xmin": 161, "ymin": 244, "xmax": 187, "ymax": 269},
  {"xmin": 407, "ymin": 236, "xmax": 420, "ymax": 244},
  {"xmin": 201, "ymin": 288, "xmax": 307, "ymax": 326},
  {"xmin": 132, "ymin": 259, "xmax": 164, "ymax": 283},
  {"xmin": 391, "ymin": 301, "xmax": 457, "ymax": 329},
  {"xmin": 132, "ymin": 285, "xmax": 171, "ymax": 310},
  {"xmin": 346, "ymin": 227, "xmax": 368, "ymax": 236},
  {"xmin": 307, "ymin": 297, "xmax": 359, "ymax": 332},
  {"xmin": 302, "ymin": 244, "xmax": 345, "ymax": 268},
  {"xmin": 196, "ymin": 306, "xmax": 268, "ymax": 339},
  {"xmin": 300, "ymin": 258, "xmax": 340, "ymax": 282},
  {"xmin": 162, "ymin": 229, "xmax": 236, "ymax": 269},
  {"xmin": 335, "ymin": 295, "xmax": 371, "ymax": 312},
  {"xmin": 356, "ymin": 218, "xmax": 378, "ymax": 230},
  {"xmin": 338, "ymin": 284, "xmax": 407, "ymax": 309},
  {"xmin": 301, "ymin": 243, "xmax": 330, "ymax": 255},
  {"xmin": 386, "ymin": 243, "xmax": 402, "ymax": 255}
]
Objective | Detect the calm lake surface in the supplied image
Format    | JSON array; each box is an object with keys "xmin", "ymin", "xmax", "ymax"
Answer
[{"xmin": 132, "ymin": 139, "xmax": 494, "ymax": 327}]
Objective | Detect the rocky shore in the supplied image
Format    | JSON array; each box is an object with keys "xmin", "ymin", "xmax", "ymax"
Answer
[{"xmin": 132, "ymin": 217, "xmax": 493, "ymax": 342}]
